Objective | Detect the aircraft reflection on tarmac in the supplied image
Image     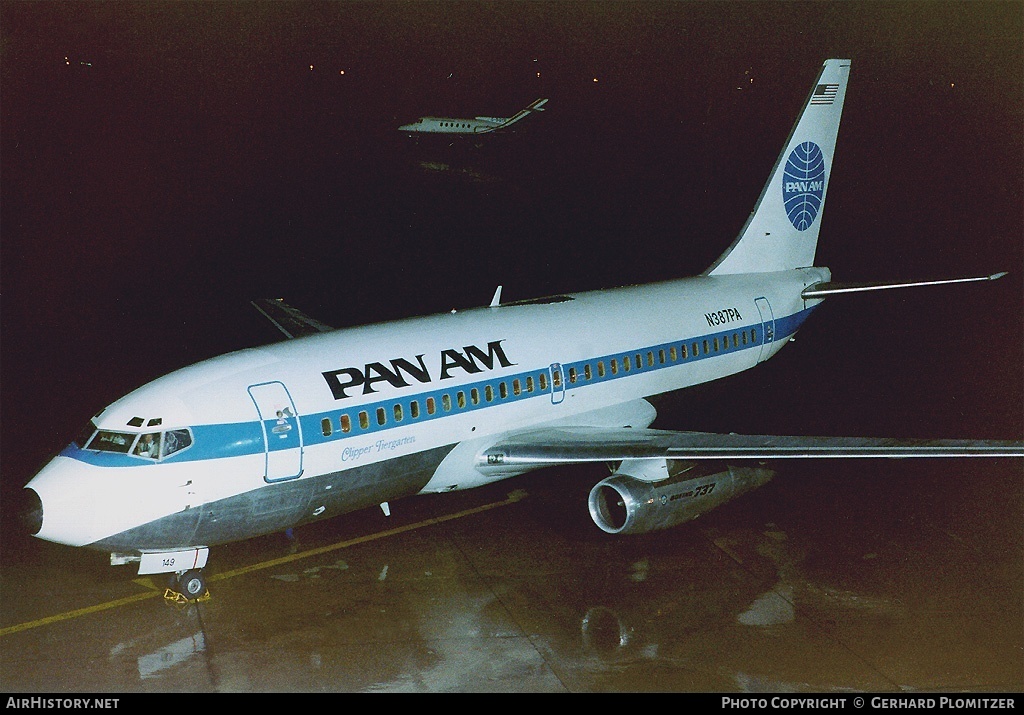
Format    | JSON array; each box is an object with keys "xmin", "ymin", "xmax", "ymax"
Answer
[
  {"xmin": 12, "ymin": 466, "xmax": 1013, "ymax": 692},
  {"xmin": 109, "ymin": 608, "xmax": 207, "ymax": 681},
  {"xmin": 416, "ymin": 161, "xmax": 500, "ymax": 183},
  {"xmin": 574, "ymin": 525, "xmax": 909, "ymax": 691}
]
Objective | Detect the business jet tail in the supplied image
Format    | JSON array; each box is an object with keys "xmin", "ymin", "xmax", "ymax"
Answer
[
  {"xmin": 705, "ymin": 59, "xmax": 850, "ymax": 276},
  {"xmin": 496, "ymin": 98, "xmax": 549, "ymax": 130}
]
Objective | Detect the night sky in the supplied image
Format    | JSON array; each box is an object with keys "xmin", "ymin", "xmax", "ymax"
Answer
[{"xmin": 1, "ymin": 1, "xmax": 1021, "ymax": 517}]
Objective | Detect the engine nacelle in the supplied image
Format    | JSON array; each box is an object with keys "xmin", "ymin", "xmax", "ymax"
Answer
[{"xmin": 588, "ymin": 462, "xmax": 775, "ymax": 534}]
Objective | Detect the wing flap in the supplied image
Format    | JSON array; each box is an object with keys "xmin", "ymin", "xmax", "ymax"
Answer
[{"xmin": 478, "ymin": 427, "xmax": 1024, "ymax": 470}]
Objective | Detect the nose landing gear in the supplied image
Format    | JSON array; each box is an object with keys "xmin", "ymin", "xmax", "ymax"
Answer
[
  {"xmin": 118, "ymin": 547, "xmax": 211, "ymax": 602},
  {"xmin": 165, "ymin": 569, "xmax": 209, "ymax": 603}
]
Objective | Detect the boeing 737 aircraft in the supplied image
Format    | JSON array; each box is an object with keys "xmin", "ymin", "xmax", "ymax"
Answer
[
  {"xmin": 398, "ymin": 97, "xmax": 548, "ymax": 135},
  {"xmin": 20, "ymin": 60, "xmax": 1023, "ymax": 600}
]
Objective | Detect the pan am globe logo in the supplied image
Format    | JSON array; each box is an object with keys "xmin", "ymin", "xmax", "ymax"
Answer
[{"xmin": 782, "ymin": 141, "xmax": 826, "ymax": 230}]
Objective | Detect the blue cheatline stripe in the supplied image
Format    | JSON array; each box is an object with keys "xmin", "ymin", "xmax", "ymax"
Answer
[{"xmin": 64, "ymin": 306, "xmax": 818, "ymax": 468}]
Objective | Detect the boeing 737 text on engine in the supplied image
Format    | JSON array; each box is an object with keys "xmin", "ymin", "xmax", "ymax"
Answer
[{"xmin": 20, "ymin": 60, "xmax": 1023, "ymax": 600}]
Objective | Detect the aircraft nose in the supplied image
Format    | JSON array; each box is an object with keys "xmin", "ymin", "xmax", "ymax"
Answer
[{"xmin": 19, "ymin": 487, "xmax": 43, "ymax": 536}]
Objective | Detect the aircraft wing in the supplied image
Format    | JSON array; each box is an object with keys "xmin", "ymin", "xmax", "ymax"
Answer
[
  {"xmin": 477, "ymin": 427, "xmax": 1024, "ymax": 470},
  {"xmin": 251, "ymin": 298, "xmax": 334, "ymax": 339}
]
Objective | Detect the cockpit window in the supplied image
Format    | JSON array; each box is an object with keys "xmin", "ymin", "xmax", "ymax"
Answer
[
  {"xmin": 75, "ymin": 422, "xmax": 194, "ymax": 461},
  {"xmin": 133, "ymin": 432, "xmax": 161, "ymax": 459},
  {"xmin": 162, "ymin": 429, "xmax": 192, "ymax": 457},
  {"xmin": 90, "ymin": 430, "xmax": 136, "ymax": 454}
]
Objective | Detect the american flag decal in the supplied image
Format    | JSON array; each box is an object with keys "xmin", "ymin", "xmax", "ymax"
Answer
[{"xmin": 810, "ymin": 83, "xmax": 839, "ymax": 105}]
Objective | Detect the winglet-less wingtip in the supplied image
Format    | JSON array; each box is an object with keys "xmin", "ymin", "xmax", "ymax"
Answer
[
  {"xmin": 251, "ymin": 298, "xmax": 335, "ymax": 339},
  {"xmin": 801, "ymin": 272, "xmax": 1010, "ymax": 299}
]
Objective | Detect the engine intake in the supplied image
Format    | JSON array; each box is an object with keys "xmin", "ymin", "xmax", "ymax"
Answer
[{"xmin": 588, "ymin": 462, "xmax": 774, "ymax": 534}]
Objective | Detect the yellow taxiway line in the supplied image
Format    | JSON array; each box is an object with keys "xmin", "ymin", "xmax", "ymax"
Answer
[{"xmin": 0, "ymin": 490, "xmax": 526, "ymax": 637}]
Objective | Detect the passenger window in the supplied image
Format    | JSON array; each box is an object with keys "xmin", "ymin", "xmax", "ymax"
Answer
[
  {"xmin": 426, "ymin": 397, "xmax": 436, "ymax": 415},
  {"xmin": 742, "ymin": 331, "xmax": 748, "ymax": 345},
  {"xmin": 732, "ymin": 333, "xmax": 739, "ymax": 348},
  {"xmin": 321, "ymin": 418, "xmax": 332, "ymax": 437},
  {"xmin": 526, "ymin": 376, "xmax": 535, "ymax": 392},
  {"xmin": 692, "ymin": 342, "xmax": 699, "ymax": 356},
  {"xmin": 457, "ymin": 392, "xmax": 466, "ymax": 409},
  {"xmin": 340, "ymin": 414, "xmax": 352, "ymax": 433},
  {"xmin": 670, "ymin": 347, "xmax": 677, "ymax": 361},
  {"xmin": 681, "ymin": 344, "xmax": 688, "ymax": 359},
  {"xmin": 610, "ymin": 359, "xmax": 618, "ymax": 375},
  {"xmin": 376, "ymin": 407, "xmax": 387, "ymax": 426},
  {"xmin": 597, "ymin": 361, "xmax": 606, "ymax": 377},
  {"xmin": 512, "ymin": 379, "xmax": 521, "ymax": 396},
  {"xmin": 133, "ymin": 432, "xmax": 162, "ymax": 459},
  {"xmin": 647, "ymin": 352, "xmax": 654, "ymax": 367},
  {"xmin": 442, "ymin": 394, "xmax": 452, "ymax": 411},
  {"xmin": 568, "ymin": 367, "xmax": 577, "ymax": 383},
  {"xmin": 485, "ymin": 385, "xmax": 493, "ymax": 402},
  {"xmin": 623, "ymin": 356, "xmax": 631, "ymax": 372},
  {"xmin": 393, "ymin": 404, "xmax": 403, "ymax": 422},
  {"xmin": 410, "ymin": 401, "xmax": 420, "ymax": 419},
  {"xmin": 751, "ymin": 328, "xmax": 757, "ymax": 343},
  {"xmin": 713, "ymin": 338, "xmax": 719, "ymax": 352},
  {"xmin": 359, "ymin": 411, "xmax": 369, "ymax": 429},
  {"xmin": 584, "ymin": 364, "xmax": 592, "ymax": 380},
  {"xmin": 471, "ymin": 388, "xmax": 480, "ymax": 405},
  {"xmin": 551, "ymin": 370, "xmax": 562, "ymax": 388},
  {"xmin": 500, "ymin": 382, "xmax": 508, "ymax": 399},
  {"xmin": 539, "ymin": 373, "xmax": 548, "ymax": 391},
  {"xmin": 658, "ymin": 349, "xmax": 665, "ymax": 364}
]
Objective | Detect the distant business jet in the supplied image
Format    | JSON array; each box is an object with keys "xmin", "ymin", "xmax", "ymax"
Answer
[
  {"xmin": 20, "ymin": 61, "xmax": 1022, "ymax": 600},
  {"xmin": 398, "ymin": 97, "xmax": 548, "ymax": 136}
]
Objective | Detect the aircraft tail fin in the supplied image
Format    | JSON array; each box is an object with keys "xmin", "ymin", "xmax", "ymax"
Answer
[
  {"xmin": 705, "ymin": 59, "xmax": 851, "ymax": 276},
  {"xmin": 498, "ymin": 98, "xmax": 549, "ymax": 129}
]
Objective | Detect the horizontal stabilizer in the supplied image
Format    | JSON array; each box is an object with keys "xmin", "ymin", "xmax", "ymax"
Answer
[
  {"xmin": 802, "ymin": 272, "xmax": 1008, "ymax": 299},
  {"xmin": 251, "ymin": 298, "xmax": 334, "ymax": 339},
  {"xmin": 477, "ymin": 427, "xmax": 1024, "ymax": 472}
]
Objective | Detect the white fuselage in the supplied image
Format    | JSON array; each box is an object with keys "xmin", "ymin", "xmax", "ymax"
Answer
[
  {"xmin": 398, "ymin": 116, "xmax": 503, "ymax": 134},
  {"xmin": 24, "ymin": 268, "xmax": 829, "ymax": 551}
]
